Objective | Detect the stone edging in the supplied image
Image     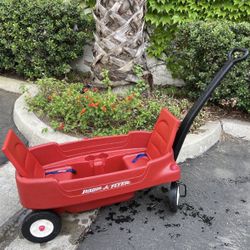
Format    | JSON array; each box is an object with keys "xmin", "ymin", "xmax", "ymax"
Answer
[
  {"xmin": 0, "ymin": 76, "xmax": 36, "ymax": 94},
  {"xmin": 222, "ymin": 119, "xmax": 250, "ymax": 141},
  {"xmin": 14, "ymin": 94, "xmax": 81, "ymax": 146},
  {"xmin": 177, "ymin": 121, "xmax": 222, "ymax": 163}
]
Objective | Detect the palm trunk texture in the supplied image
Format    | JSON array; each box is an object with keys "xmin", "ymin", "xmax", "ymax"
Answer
[{"xmin": 92, "ymin": 0, "xmax": 148, "ymax": 87}]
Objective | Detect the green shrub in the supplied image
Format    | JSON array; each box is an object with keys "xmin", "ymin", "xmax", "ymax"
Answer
[
  {"xmin": 166, "ymin": 21, "xmax": 250, "ymax": 113},
  {"xmin": 78, "ymin": 0, "xmax": 95, "ymax": 8},
  {"xmin": 146, "ymin": 0, "xmax": 250, "ymax": 57},
  {"xmin": 26, "ymin": 78, "xmax": 204, "ymax": 136},
  {"xmin": 0, "ymin": 0, "xmax": 93, "ymax": 79}
]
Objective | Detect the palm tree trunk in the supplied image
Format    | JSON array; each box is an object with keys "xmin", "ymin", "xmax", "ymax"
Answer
[{"xmin": 92, "ymin": 0, "xmax": 148, "ymax": 88}]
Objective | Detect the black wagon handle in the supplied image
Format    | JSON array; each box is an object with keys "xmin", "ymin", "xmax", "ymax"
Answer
[{"xmin": 173, "ymin": 48, "xmax": 249, "ymax": 161}]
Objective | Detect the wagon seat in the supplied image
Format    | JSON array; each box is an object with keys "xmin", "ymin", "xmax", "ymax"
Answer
[
  {"xmin": 2, "ymin": 130, "xmax": 73, "ymax": 181},
  {"xmin": 123, "ymin": 108, "xmax": 180, "ymax": 168}
]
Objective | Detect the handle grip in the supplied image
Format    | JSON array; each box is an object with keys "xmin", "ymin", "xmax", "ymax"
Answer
[{"xmin": 228, "ymin": 48, "xmax": 249, "ymax": 64}]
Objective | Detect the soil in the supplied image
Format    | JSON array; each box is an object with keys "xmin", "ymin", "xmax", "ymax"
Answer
[
  {"xmin": 203, "ymin": 105, "xmax": 250, "ymax": 122},
  {"xmin": 0, "ymin": 70, "xmax": 26, "ymax": 82}
]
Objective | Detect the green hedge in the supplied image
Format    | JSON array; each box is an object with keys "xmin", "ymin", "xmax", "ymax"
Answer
[
  {"xmin": 146, "ymin": 0, "xmax": 250, "ymax": 57},
  {"xmin": 0, "ymin": 0, "xmax": 93, "ymax": 79},
  {"xmin": 166, "ymin": 21, "xmax": 250, "ymax": 113}
]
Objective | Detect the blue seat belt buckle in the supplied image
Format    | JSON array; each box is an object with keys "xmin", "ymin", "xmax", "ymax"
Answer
[
  {"xmin": 131, "ymin": 153, "xmax": 147, "ymax": 163},
  {"xmin": 45, "ymin": 168, "xmax": 76, "ymax": 175}
]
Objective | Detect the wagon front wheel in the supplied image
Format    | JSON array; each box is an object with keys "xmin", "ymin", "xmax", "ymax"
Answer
[
  {"xmin": 168, "ymin": 182, "xmax": 180, "ymax": 213},
  {"xmin": 21, "ymin": 210, "xmax": 62, "ymax": 243}
]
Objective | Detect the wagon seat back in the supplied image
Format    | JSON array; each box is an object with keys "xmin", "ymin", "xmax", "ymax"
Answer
[
  {"xmin": 124, "ymin": 108, "xmax": 180, "ymax": 168},
  {"xmin": 146, "ymin": 108, "xmax": 180, "ymax": 160},
  {"xmin": 2, "ymin": 130, "xmax": 44, "ymax": 178}
]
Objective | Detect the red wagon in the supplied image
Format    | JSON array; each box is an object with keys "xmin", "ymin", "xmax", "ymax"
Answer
[{"xmin": 2, "ymin": 48, "xmax": 248, "ymax": 243}]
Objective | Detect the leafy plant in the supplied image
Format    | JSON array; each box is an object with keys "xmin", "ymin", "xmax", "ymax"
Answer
[
  {"xmin": 166, "ymin": 21, "xmax": 250, "ymax": 113},
  {"xmin": 0, "ymin": 0, "xmax": 93, "ymax": 79},
  {"xmin": 146, "ymin": 0, "xmax": 250, "ymax": 57},
  {"xmin": 26, "ymin": 78, "xmax": 205, "ymax": 136},
  {"xmin": 101, "ymin": 69, "xmax": 111, "ymax": 88},
  {"xmin": 79, "ymin": 0, "xmax": 95, "ymax": 8},
  {"xmin": 132, "ymin": 64, "xmax": 149, "ymax": 96}
]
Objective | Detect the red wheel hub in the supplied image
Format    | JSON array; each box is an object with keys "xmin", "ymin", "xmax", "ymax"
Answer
[{"xmin": 39, "ymin": 225, "xmax": 45, "ymax": 231}]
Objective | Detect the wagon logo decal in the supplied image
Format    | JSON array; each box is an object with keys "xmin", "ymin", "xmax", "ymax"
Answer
[{"xmin": 82, "ymin": 181, "xmax": 131, "ymax": 194}]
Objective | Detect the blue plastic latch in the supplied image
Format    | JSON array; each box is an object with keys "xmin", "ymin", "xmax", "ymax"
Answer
[
  {"xmin": 45, "ymin": 168, "xmax": 76, "ymax": 175},
  {"xmin": 131, "ymin": 153, "xmax": 147, "ymax": 163}
]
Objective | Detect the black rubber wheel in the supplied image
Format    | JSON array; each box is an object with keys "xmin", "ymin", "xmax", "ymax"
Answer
[
  {"xmin": 21, "ymin": 210, "xmax": 62, "ymax": 243},
  {"xmin": 168, "ymin": 182, "xmax": 180, "ymax": 213}
]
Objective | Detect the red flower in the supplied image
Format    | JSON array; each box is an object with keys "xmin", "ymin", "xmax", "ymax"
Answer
[
  {"xmin": 93, "ymin": 87, "xmax": 98, "ymax": 92},
  {"xmin": 101, "ymin": 106, "xmax": 107, "ymax": 112},
  {"xmin": 58, "ymin": 122, "xmax": 64, "ymax": 130},
  {"xmin": 80, "ymin": 108, "xmax": 86, "ymax": 115},
  {"xmin": 83, "ymin": 88, "xmax": 89, "ymax": 93},
  {"xmin": 88, "ymin": 103, "xmax": 95, "ymax": 107},
  {"xmin": 88, "ymin": 102, "xmax": 99, "ymax": 108},
  {"xmin": 127, "ymin": 95, "xmax": 133, "ymax": 101}
]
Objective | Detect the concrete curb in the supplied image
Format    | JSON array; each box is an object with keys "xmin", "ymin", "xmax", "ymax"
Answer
[
  {"xmin": 177, "ymin": 121, "xmax": 222, "ymax": 163},
  {"xmin": 0, "ymin": 76, "xmax": 36, "ymax": 94},
  {"xmin": 221, "ymin": 119, "xmax": 250, "ymax": 141},
  {"xmin": 14, "ymin": 94, "xmax": 81, "ymax": 146}
]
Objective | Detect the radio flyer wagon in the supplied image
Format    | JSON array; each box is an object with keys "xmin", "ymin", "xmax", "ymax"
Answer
[{"xmin": 2, "ymin": 48, "xmax": 249, "ymax": 243}]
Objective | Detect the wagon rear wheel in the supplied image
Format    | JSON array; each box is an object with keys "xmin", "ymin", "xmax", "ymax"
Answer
[
  {"xmin": 21, "ymin": 210, "xmax": 61, "ymax": 243},
  {"xmin": 168, "ymin": 182, "xmax": 180, "ymax": 213}
]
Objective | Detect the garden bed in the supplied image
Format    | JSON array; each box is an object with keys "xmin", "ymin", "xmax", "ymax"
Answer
[{"xmin": 25, "ymin": 78, "xmax": 213, "ymax": 138}]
